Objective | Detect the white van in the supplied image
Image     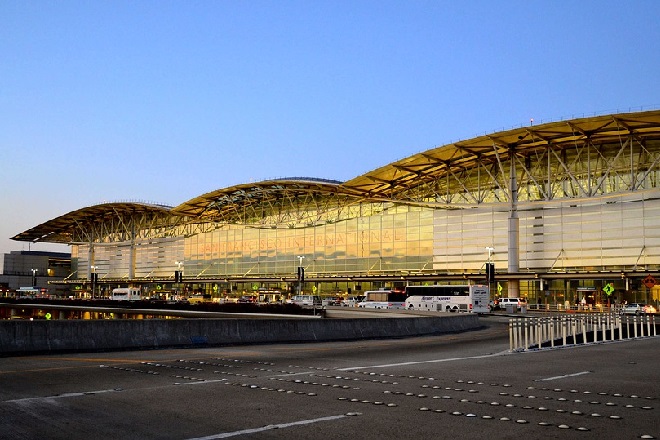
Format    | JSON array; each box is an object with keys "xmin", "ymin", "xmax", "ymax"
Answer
[
  {"xmin": 290, "ymin": 295, "xmax": 322, "ymax": 306},
  {"xmin": 499, "ymin": 297, "xmax": 528, "ymax": 310},
  {"xmin": 111, "ymin": 287, "xmax": 142, "ymax": 301},
  {"xmin": 357, "ymin": 290, "xmax": 407, "ymax": 309}
]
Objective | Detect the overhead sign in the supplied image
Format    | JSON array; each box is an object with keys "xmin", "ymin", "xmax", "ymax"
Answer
[{"xmin": 643, "ymin": 275, "xmax": 656, "ymax": 288}]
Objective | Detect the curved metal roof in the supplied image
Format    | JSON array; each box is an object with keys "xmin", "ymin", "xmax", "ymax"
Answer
[
  {"xmin": 342, "ymin": 110, "xmax": 660, "ymax": 198},
  {"xmin": 12, "ymin": 202, "xmax": 174, "ymax": 243},
  {"xmin": 11, "ymin": 110, "xmax": 660, "ymax": 244},
  {"xmin": 172, "ymin": 178, "xmax": 361, "ymax": 218}
]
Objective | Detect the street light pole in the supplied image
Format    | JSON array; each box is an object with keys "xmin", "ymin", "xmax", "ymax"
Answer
[
  {"xmin": 296, "ymin": 256, "xmax": 305, "ymax": 296},
  {"xmin": 485, "ymin": 247, "xmax": 494, "ymax": 301},
  {"xmin": 90, "ymin": 266, "xmax": 97, "ymax": 300},
  {"xmin": 485, "ymin": 247, "xmax": 494, "ymax": 264},
  {"xmin": 175, "ymin": 261, "xmax": 183, "ymax": 300}
]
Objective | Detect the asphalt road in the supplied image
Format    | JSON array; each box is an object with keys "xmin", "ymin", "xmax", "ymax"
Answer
[{"xmin": 1, "ymin": 315, "xmax": 658, "ymax": 439}]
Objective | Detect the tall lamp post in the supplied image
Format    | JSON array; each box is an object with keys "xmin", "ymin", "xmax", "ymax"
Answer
[
  {"xmin": 485, "ymin": 247, "xmax": 494, "ymax": 300},
  {"xmin": 90, "ymin": 266, "xmax": 98, "ymax": 300},
  {"xmin": 175, "ymin": 261, "xmax": 184, "ymax": 300},
  {"xmin": 296, "ymin": 256, "xmax": 305, "ymax": 296}
]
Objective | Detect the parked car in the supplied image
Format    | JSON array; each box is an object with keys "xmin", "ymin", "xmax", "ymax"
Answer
[
  {"xmin": 499, "ymin": 297, "xmax": 528, "ymax": 310},
  {"xmin": 621, "ymin": 303, "xmax": 656, "ymax": 315},
  {"xmin": 342, "ymin": 295, "xmax": 365, "ymax": 307},
  {"xmin": 321, "ymin": 296, "xmax": 342, "ymax": 306}
]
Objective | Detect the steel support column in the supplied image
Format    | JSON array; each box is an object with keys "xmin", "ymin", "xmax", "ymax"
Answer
[{"xmin": 508, "ymin": 146, "xmax": 520, "ymax": 298}]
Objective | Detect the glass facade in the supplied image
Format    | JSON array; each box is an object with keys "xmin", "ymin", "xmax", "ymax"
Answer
[
  {"xmin": 39, "ymin": 111, "xmax": 660, "ymax": 304},
  {"xmin": 183, "ymin": 205, "xmax": 435, "ymax": 278},
  {"xmin": 70, "ymin": 191, "xmax": 660, "ymax": 281}
]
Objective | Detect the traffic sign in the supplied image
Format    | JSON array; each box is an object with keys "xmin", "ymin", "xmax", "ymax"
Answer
[
  {"xmin": 643, "ymin": 275, "xmax": 656, "ymax": 288},
  {"xmin": 603, "ymin": 283, "xmax": 614, "ymax": 296}
]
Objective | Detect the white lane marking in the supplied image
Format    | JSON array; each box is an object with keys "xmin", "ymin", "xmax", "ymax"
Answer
[
  {"xmin": 536, "ymin": 371, "xmax": 592, "ymax": 381},
  {"xmin": 174, "ymin": 379, "xmax": 228, "ymax": 386},
  {"xmin": 5, "ymin": 388, "xmax": 119, "ymax": 403},
  {"xmin": 271, "ymin": 371, "xmax": 316, "ymax": 377},
  {"xmin": 337, "ymin": 350, "xmax": 510, "ymax": 371},
  {"xmin": 186, "ymin": 414, "xmax": 348, "ymax": 439}
]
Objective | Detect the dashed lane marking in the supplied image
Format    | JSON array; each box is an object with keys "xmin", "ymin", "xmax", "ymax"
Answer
[
  {"xmin": 337, "ymin": 350, "xmax": 510, "ymax": 371},
  {"xmin": 535, "ymin": 371, "xmax": 592, "ymax": 381},
  {"xmin": 185, "ymin": 414, "xmax": 350, "ymax": 439},
  {"xmin": 5, "ymin": 388, "xmax": 120, "ymax": 403}
]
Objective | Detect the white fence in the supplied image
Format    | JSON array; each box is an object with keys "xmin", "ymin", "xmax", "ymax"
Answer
[
  {"xmin": 509, "ymin": 314, "xmax": 657, "ymax": 352},
  {"xmin": 521, "ymin": 303, "xmax": 633, "ymax": 313}
]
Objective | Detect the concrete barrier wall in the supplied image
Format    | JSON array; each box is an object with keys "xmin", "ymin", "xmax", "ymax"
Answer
[{"xmin": 0, "ymin": 315, "xmax": 480, "ymax": 355}]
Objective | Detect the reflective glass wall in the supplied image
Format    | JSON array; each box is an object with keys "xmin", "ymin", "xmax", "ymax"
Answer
[
  {"xmin": 432, "ymin": 191, "xmax": 660, "ymax": 272},
  {"xmin": 183, "ymin": 206, "xmax": 435, "ymax": 277},
  {"xmin": 73, "ymin": 191, "xmax": 660, "ymax": 282}
]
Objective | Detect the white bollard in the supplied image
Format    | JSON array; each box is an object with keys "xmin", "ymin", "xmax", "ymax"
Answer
[
  {"xmin": 572, "ymin": 317, "xmax": 577, "ymax": 345},
  {"xmin": 509, "ymin": 320, "xmax": 514, "ymax": 351},
  {"xmin": 550, "ymin": 317, "xmax": 555, "ymax": 348}
]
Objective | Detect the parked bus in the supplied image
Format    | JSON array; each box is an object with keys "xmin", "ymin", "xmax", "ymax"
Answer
[
  {"xmin": 111, "ymin": 287, "xmax": 142, "ymax": 301},
  {"xmin": 357, "ymin": 290, "xmax": 407, "ymax": 309},
  {"xmin": 404, "ymin": 285, "xmax": 490, "ymax": 313}
]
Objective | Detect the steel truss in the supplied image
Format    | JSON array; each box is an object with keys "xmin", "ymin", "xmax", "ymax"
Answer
[
  {"xmin": 12, "ymin": 111, "xmax": 660, "ymax": 247},
  {"xmin": 343, "ymin": 111, "xmax": 660, "ymax": 207}
]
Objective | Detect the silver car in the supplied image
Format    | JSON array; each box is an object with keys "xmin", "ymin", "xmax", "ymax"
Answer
[{"xmin": 621, "ymin": 303, "xmax": 656, "ymax": 315}]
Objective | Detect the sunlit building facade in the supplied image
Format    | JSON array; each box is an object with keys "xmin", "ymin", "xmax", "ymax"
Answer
[{"xmin": 13, "ymin": 110, "xmax": 660, "ymax": 305}]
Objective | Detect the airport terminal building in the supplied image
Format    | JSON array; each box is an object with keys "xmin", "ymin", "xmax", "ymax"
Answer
[{"xmin": 12, "ymin": 110, "xmax": 660, "ymax": 306}]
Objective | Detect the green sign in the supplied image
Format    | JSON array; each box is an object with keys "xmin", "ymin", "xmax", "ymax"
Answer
[{"xmin": 603, "ymin": 283, "xmax": 614, "ymax": 296}]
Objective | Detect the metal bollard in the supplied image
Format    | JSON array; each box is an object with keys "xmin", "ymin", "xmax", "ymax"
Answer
[
  {"xmin": 550, "ymin": 317, "xmax": 555, "ymax": 348},
  {"xmin": 524, "ymin": 319, "xmax": 529, "ymax": 350},
  {"xmin": 509, "ymin": 320, "xmax": 514, "ymax": 351}
]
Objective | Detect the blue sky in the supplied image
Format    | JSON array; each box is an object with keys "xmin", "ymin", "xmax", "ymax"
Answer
[{"xmin": 1, "ymin": 0, "xmax": 659, "ymax": 258}]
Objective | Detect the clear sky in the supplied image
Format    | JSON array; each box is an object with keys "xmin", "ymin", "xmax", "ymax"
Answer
[{"xmin": 1, "ymin": 0, "xmax": 659, "ymax": 260}]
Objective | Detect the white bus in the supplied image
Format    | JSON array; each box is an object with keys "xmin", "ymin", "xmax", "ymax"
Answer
[
  {"xmin": 404, "ymin": 285, "xmax": 490, "ymax": 313},
  {"xmin": 357, "ymin": 290, "xmax": 407, "ymax": 309},
  {"xmin": 111, "ymin": 287, "xmax": 142, "ymax": 301}
]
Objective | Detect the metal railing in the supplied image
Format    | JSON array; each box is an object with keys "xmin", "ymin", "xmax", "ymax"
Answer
[
  {"xmin": 509, "ymin": 313, "xmax": 657, "ymax": 352},
  {"xmin": 522, "ymin": 303, "xmax": 629, "ymax": 313}
]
